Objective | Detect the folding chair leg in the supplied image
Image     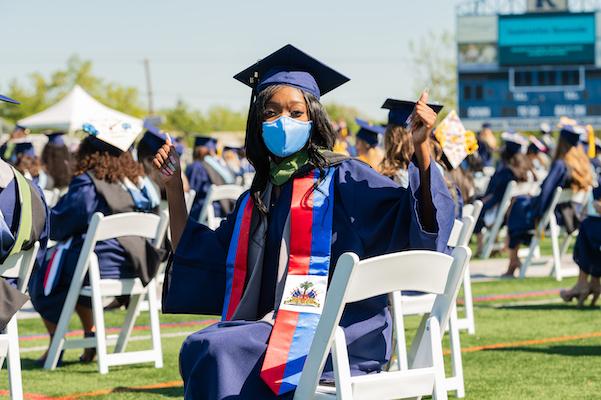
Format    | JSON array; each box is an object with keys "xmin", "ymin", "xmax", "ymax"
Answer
[
  {"xmin": 391, "ymin": 291, "xmax": 408, "ymax": 370},
  {"xmin": 6, "ymin": 317, "xmax": 24, "ymax": 400},
  {"xmin": 449, "ymin": 307, "xmax": 465, "ymax": 398},
  {"xmin": 428, "ymin": 318, "xmax": 448, "ymax": 400},
  {"xmin": 88, "ymin": 265, "xmax": 109, "ymax": 374},
  {"xmin": 520, "ymin": 234, "xmax": 540, "ymax": 279},
  {"xmin": 146, "ymin": 280, "xmax": 163, "ymax": 368},
  {"xmin": 462, "ymin": 266, "xmax": 475, "ymax": 335},
  {"xmin": 44, "ymin": 286, "xmax": 80, "ymax": 370},
  {"xmin": 549, "ymin": 219, "xmax": 562, "ymax": 281},
  {"xmin": 481, "ymin": 219, "xmax": 502, "ymax": 259},
  {"xmin": 114, "ymin": 294, "xmax": 144, "ymax": 354},
  {"xmin": 332, "ymin": 327, "xmax": 352, "ymax": 400}
]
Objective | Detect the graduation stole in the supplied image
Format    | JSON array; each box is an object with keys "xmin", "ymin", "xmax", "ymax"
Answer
[
  {"xmin": 6, "ymin": 167, "xmax": 33, "ymax": 259},
  {"xmin": 222, "ymin": 167, "xmax": 336, "ymax": 395}
]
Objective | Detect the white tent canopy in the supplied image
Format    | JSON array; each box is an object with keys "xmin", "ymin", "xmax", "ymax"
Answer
[{"xmin": 18, "ymin": 85, "xmax": 142, "ymax": 134}]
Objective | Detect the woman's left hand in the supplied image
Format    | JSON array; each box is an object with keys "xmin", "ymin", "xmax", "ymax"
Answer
[{"xmin": 409, "ymin": 91, "xmax": 437, "ymax": 146}]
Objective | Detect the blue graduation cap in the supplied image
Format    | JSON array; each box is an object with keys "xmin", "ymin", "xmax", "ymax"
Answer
[
  {"xmin": 560, "ymin": 125, "xmax": 584, "ymax": 146},
  {"xmin": 234, "ymin": 44, "xmax": 350, "ymax": 99},
  {"xmin": 194, "ymin": 136, "xmax": 217, "ymax": 151},
  {"xmin": 14, "ymin": 141, "xmax": 35, "ymax": 158},
  {"xmin": 45, "ymin": 131, "xmax": 65, "ymax": 146},
  {"xmin": 501, "ymin": 130, "xmax": 527, "ymax": 156},
  {"xmin": 173, "ymin": 137, "xmax": 185, "ymax": 156},
  {"xmin": 355, "ymin": 118, "xmax": 384, "ymax": 147},
  {"xmin": 0, "ymin": 94, "xmax": 19, "ymax": 104},
  {"xmin": 381, "ymin": 98, "xmax": 443, "ymax": 127},
  {"xmin": 482, "ymin": 122, "xmax": 492, "ymax": 130}
]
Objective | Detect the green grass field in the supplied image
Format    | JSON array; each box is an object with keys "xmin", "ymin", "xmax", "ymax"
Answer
[{"xmin": 1, "ymin": 274, "xmax": 600, "ymax": 399}]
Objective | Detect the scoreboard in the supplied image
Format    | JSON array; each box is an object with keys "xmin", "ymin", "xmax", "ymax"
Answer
[{"xmin": 457, "ymin": 3, "xmax": 601, "ymax": 131}]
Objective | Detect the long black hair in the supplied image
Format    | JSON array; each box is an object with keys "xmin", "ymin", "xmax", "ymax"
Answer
[{"xmin": 245, "ymin": 84, "xmax": 337, "ymax": 216}]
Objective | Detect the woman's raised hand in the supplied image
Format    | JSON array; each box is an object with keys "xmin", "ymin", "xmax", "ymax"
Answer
[
  {"xmin": 409, "ymin": 91, "xmax": 437, "ymax": 146},
  {"xmin": 153, "ymin": 135, "xmax": 182, "ymax": 186}
]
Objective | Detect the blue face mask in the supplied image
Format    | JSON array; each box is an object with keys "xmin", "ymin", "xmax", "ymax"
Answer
[{"xmin": 262, "ymin": 116, "xmax": 312, "ymax": 158}]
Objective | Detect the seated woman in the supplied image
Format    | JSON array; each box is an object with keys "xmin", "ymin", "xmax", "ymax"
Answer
[
  {"xmin": 153, "ymin": 44, "xmax": 455, "ymax": 400},
  {"xmin": 526, "ymin": 135, "xmax": 550, "ymax": 181},
  {"xmin": 30, "ymin": 122, "xmax": 161, "ymax": 365},
  {"xmin": 13, "ymin": 141, "xmax": 48, "ymax": 189},
  {"xmin": 561, "ymin": 185, "xmax": 601, "ymax": 306},
  {"xmin": 380, "ymin": 108, "xmax": 414, "ymax": 188},
  {"xmin": 40, "ymin": 131, "xmax": 73, "ymax": 192},
  {"xmin": 0, "ymin": 93, "xmax": 49, "ymax": 332},
  {"xmin": 474, "ymin": 131, "xmax": 535, "ymax": 253},
  {"xmin": 505, "ymin": 125, "xmax": 593, "ymax": 277}
]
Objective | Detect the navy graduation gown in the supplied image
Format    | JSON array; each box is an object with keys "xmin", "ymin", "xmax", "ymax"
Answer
[
  {"xmin": 573, "ymin": 185, "xmax": 601, "ymax": 277},
  {"xmin": 473, "ymin": 166, "xmax": 516, "ymax": 234},
  {"xmin": 29, "ymin": 173, "xmax": 139, "ymax": 323},
  {"xmin": 163, "ymin": 159, "xmax": 455, "ymax": 400},
  {"xmin": 506, "ymin": 160, "xmax": 570, "ymax": 248}
]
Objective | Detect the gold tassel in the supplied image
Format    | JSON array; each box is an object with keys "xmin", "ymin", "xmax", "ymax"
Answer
[{"xmin": 587, "ymin": 125, "xmax": 596, "ymax": 159}]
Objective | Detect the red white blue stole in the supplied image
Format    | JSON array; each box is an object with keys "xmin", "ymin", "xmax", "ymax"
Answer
[{"xmin": 222, "ymin": 167, "xmax": 336, "ymax": 395}]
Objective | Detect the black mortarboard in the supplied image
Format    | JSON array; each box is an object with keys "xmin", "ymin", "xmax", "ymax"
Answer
[
  {"xmin": 14, "ymin": 141, "xmax": 35, "ymax": 157},
  {"xmin": 44, "ymin": 131, "xmax": 66, "ymax": 146},
  {"xmin": 139, "ymin": 130, "xmax": 168, "ymax": 155},
  {"xmin": 560, "ymin": 125, "xmax": 584, "ymax": 146},
  {"xmin": 194, "ymin": 136, "xmax": 217, "ymax": 151},
  {"xmin": 234, "ymin": 44, "xmax": 350, "ymax": 100},
  {"xmin": 501, "ymin": 130, "xmax": 527, "ymax": 156},
  {"xmin": 381, "ymin": 98, "xmax": 443, "ymax": 127}
]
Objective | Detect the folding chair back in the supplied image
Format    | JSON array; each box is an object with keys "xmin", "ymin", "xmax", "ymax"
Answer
[
  {"xmin": 295, "ymin": 247, "xmax": 470, "ymax": 400},
  {"xmin": 198, "ymin": 184, "xmax": 244, "ymax": 229},
  {"xmin": 0, "ymin": 243, "xmax": 39, "ymax": 400},
  {"xmin": 456, "ymin": 208, "xmax": 479, "ymax": 336},
  {"xmin": 184, "ymin": 189, "xmax": 196, "ymax": 213},
  {"xmin": 447, "ymin": 219, "xmax": 464, "ymax": 248},
  {"xmin": 44, "ymin": 212, "xmax": 167, "ymax": 374}
]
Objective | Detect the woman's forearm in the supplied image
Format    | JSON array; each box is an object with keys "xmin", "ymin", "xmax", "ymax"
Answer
[
  {"xmin": 414, "ymin": 140, "xmax": 436, "ymax": 231},
  {"xmin": 165, "ymin": 178, "xmax": 188, "ymax": 250}
]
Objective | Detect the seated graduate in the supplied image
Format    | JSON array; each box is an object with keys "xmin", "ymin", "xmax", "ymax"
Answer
[
  {"xmin": 185, "ymin": 136, "xmax": 235, "ymax": 221},
  {"xmin": 476, "ymin": 122, "xmax": 497, "ymax": 168},
  {"xmin": 561, "ymin": 185, "xmax": 601, "ymax": 306},
  {"xmin": 136, "ymin": 121, "xmax": 190, "ymax": 202},
  {"xmin": 29, "ymin": 120, "xmax": 162, "ymax": 365},
  {"xmin": 0, "ymin": 93, "xmax": 49, "ymax": 333},
  {"xmin": 13, "ymin": 140, "xmax": 48, "ymax": 189},
  {"xmin": 354, "ymin": 118, "xmax": 385, "ymax": 171},
  {"xmin": 40, "ymin": 131, "xmax": 73, "ymax": 192},
  {"xmin": 0, "ymin": 124, "xmax": 29, "ymax": 164},
  {"xmin": 473, "ymin": 131, "xmax": 535, "ymax": 252},
  {"xmin": 331, "ymin": 119, "xmax": 356, "ymax": 157},
  {"xmin": 526, "ymin": 135, "xmax": 550, "ymax": 180},
  {"xmin": 505, "ymin": 124, "xmax": 593, "ymax": 277},
  {"xmin": 539, "ymin": 122, "xmax": 556, "ymax": 155},
  {"xmin": 152, "ymin": 44, "xmax": 455, "ymax": 400},
  {"xmin": 379, "ymin": 101, "xmax": 416, "ymax": 188}
]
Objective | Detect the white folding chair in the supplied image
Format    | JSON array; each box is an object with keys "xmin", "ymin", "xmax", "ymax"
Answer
[
  {"xmin": 520, "ymin": 188, "xmax": 589, "ymax": 281},
  {"xmin": 43, "ymin": 188, "xmax": 61, "ymax": 208},
  {"xmin": 0, "ymin": 242, "xmax": 40, "ymax": 400},
  {"xmin": 295, "ymin": 246, "xmax": 471, "ymax": 400},
  {"xmin": 44, "ymin": 212, "xmax": 168, "ymax": 374},
  {"xmin": 480, "ymin": 180, "xmax": 539, "ymax": 259},
  {"xmin": 197, "ymin": 184, "xmax": 244, "ymax": 229},
  {"xmin": 184, "ymin": 189, "xmax": 196, "ymax": 214}
]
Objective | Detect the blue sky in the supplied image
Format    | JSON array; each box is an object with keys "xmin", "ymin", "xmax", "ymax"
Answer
[{"xmin": 1, "ymin": 0, "xmax": 461, "ymax": 120}]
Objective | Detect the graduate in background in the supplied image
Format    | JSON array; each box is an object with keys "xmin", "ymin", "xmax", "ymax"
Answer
[
  {"xmin": 526, "ymin": 135, "xmax": 550, "ymax": 180},
  {"xmin": 41, "ymin": 131, "xmax": 73, "ymax": 192},
  {"xmin": 540, "ymin": 122, "xmax": 556, "ymax": 155},
  {"xmin": 0, "ymin": 93, "xmax": 49, "ymax": 333},
  {"xmin": 476, "ymin": 122, "xmax": 497, "ymax": 168},
  {"xmin": 379, "ymin": 100, "xmax": 415, "ymax": 188},
  {"xmin": 0, "ymin": 124, "xmax": 29, "ymax": 164},
  {"xmin": 29, "ymin": 120, "xmax": 162, "ymax": 366},
  {"xmin": 185, "ymin": 136, "xmax": 234, "ymax": 221},
  {"xmin": 473, "ymin": 132, "xmax": 535, "ymax": 253},
  {"xmin": 153, "ymin": 44, "xmax": 454, "ymax": 400},
  {"xmin": 13, "ymin": 140, "xmax": 48, "ymax": 189},
  {"xmin": 354, "ymin": 118, "xmax": 385, "ymax": 171},
  {"xmin": 505, "ymin": 125, "xmax": 593, "ymax": 278}
]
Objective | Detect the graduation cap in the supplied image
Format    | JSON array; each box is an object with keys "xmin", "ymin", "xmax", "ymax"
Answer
[
  {"xmin": 381, "ymin": 98, "xmax": 443, "ymax": 127},
  {"xmin": 482, "ymin": 122, "xmax": 492, "ymax": 129},
  {"xmin": 355, "ymin": 118, "xmax": 384, "ymax": 147},
  {"xmin": 44, "ymin": 131, "xmax": 66, "ymax": 146},
  {"xmin": 0, "ymin": 94, "xmax": 19, "ymax": 104},
  {"xmin": 138, "ymin": 129, "xmax": 168, "ymax": 155},
  {"xmin": 433, "ymin": 110, "xmax": 477, "ymax": 169},
  {"xmin": 234, "ymin": 44, "xmax": 350, "ymax": 100},
  {"xmin": 559, "ymin": 124, "xmax": 584, "ymax": 146},
  {"xmin": 194, "ymin": 136, "xmax": 217, "ymax": 151},
  {"xmin": 14, "ymin": 140, "xmax": 35, "ymax": 158},
  {"xmin": 501, "ymin": 130, "xmax": 528, "ymax": 156},
  {"xmin": 81, "ymin": 119, "xmax": 142, "ymax": 153},
  {"xmin": 527, "ymin": 135, "xmax": 547, "ymax": 154}
]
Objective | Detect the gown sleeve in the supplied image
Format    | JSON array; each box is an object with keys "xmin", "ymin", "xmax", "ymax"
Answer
[
  {"xmin": 161, "ymin": 194, "xmax": 242, "ymax": 315},
  {"xmin": 532, "ymin": 160, "xmax": 568, "ymax": 219},
  {"xmin": 335, "ymin": 159, "xmax": 455, "ymax": 255},
  {"xmin": 49, "ymin": 174, "xmax": 100, "ymax": 242}
]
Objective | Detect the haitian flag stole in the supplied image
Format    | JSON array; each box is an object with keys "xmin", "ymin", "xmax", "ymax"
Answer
[{"xmin": 260, "ymin": 167, "xmax": 336, "ymax": 395}]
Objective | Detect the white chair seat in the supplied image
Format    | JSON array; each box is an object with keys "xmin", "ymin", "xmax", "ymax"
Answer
[{"xmin": 80, "ymin": 278, "xmax": 147, "ymax": 297}]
